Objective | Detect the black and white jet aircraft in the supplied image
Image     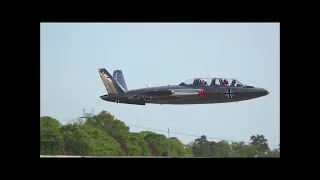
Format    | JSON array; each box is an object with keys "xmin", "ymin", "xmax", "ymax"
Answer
[{"xmin": 98, "ymin": 68, "xmax": 269, "ymax": 105}]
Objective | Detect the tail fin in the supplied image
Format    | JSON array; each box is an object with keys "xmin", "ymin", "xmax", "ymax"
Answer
[
  {"xmin": 113, "ymin": 70, "xmax": 128, "ymax": 91},
  {"xmin": 97, "ymin": 68, "xmax": 126, "ymax": 95}
]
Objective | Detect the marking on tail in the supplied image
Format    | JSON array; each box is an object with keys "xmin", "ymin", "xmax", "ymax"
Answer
[{"xmin": 97, "ymin": 68, "xmax": 125, "ymax": 95}]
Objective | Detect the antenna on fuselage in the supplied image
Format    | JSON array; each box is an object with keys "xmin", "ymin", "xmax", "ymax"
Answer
[{"xmin": 144, "ymin": 82, "xmax": 149, "ymax": 88}]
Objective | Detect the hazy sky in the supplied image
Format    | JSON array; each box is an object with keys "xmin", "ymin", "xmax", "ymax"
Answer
[{"xmin": 40, "ymin": 23, "xmax": 280, "ymax": 148}]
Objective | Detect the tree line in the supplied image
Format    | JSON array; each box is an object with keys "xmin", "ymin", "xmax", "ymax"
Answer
[{"xmin": 40, "ymin": 110, "xmax": 280, "ymax": 157}]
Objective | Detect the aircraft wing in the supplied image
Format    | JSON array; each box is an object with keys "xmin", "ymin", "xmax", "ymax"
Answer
[{"xmin": 128, "ymin": 89, "xmax": 204, "ymax": 101}]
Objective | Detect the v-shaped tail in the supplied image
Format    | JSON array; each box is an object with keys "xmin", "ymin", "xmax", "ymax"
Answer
[{"xmin": 97, "ymin": 68, "xmax": 126, "ymax": 95}]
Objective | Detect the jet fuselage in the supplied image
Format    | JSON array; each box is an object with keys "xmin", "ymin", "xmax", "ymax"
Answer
[{"xmin": 100, "ymin": 84, "xmax": 269, "ymax": 105}]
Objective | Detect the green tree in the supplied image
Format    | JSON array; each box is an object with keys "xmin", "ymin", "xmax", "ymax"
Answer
[
  {"xmin": 250, "ymin": 134, "xmax": 270, "ymax": 157},
  {"xmin": 123, "ymin": 132, "xmax": 152, "ymax": 156},
  {"xmin": 169, "ymin": 137, "xmax": 186, "ymax": 157},
  {"xmin": 144, "ymin": 133, "xmax": 169, "ymax": 156},
  {"xmin": 212, "ymin": 140, "xmax": 230, "ymax": 157},
  {"xmin": 229, "ymin": 142, "xmax": 244, "ymax": 157},
  {"xmin": 192, "ymin": 135, "xmax": 210, "ymax": 157},
  {"xmin": 61, "ymin": 123, "xmax": 124, "ymax": 156},
  {"xmin": 40, "ymin": 110, "xmax": 278, "ymax": 158},
  {"xmin": 87, "ymin": 111, "xmax": 155, "ymax": 156},
  {"xmin": 184, "ymin": 142, "xmax": 194, "ymax": 157},
  {"xmin": 238, "ymin": 144, "xmax": 257, "ymax": 157},
  {"xmin": 271, "ymin": 149, "xmax": 280, "ymax": 157},
  {"xmin": 229, "ymin": 142, "xmax": 258, "ymax": 157},
  {"xmin": 86, "ymin": 111, "xmax": 129, "ymax": 136},
  {"xmin": 40, "ymin": 116, "xmax": 64, "ymax": 155},
  {"xmin": 139, "ymin": 131, "xmax": 156, "ymax": 137},
  {"xmin": 85, "ymin": 111, "xmax": 132, "ymax": 155},
  {"xmin": 270, "ymin": 143, "xmax": 280, "ymax": 157}
]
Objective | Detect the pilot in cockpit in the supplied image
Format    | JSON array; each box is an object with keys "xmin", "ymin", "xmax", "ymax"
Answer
[
  {"xmin": 223, "ymin": 79, "xmax": 229, "ymax": 86},
  {"xmin": 201, "ymin": 79, "xmax": 208, "ymax": 86}
]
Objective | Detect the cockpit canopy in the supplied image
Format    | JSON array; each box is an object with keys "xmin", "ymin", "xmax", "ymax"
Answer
[{"xmin": 179, "ymin": 78, "xmax": 244, "ymax": 87}]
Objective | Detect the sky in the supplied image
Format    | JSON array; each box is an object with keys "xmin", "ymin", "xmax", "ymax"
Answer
[{"xmin": 40, "ymin": 23, "xmax": 280, "ymax": 148}]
